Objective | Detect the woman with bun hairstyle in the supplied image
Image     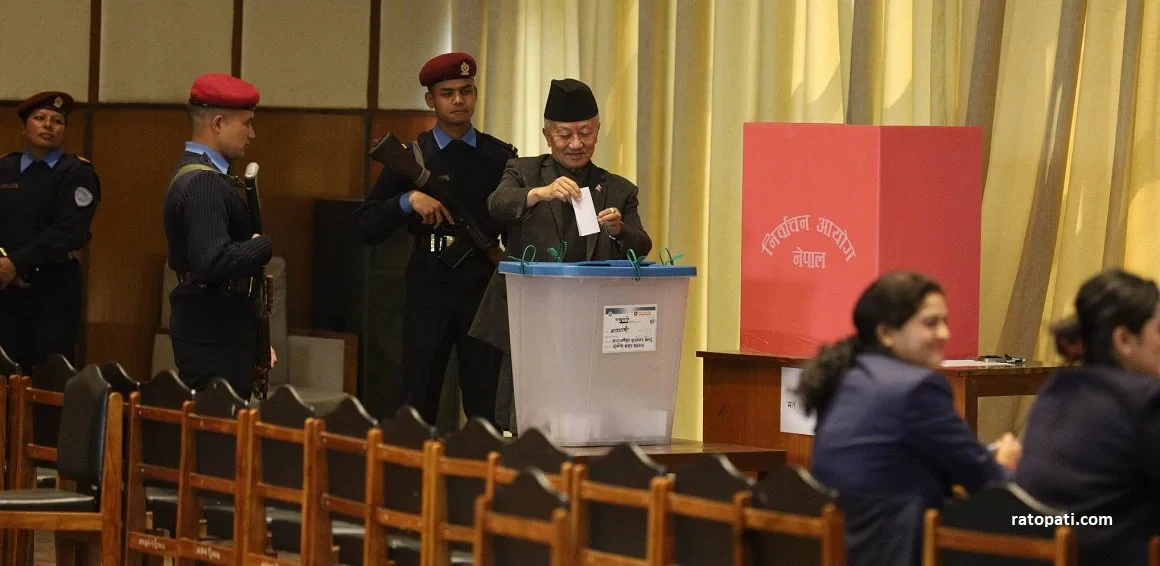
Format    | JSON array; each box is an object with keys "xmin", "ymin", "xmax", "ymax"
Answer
[
  {"xmin": 800, "ymin": 271, "xmax": 1021, "ymax": 566},
  {"xmin": 1016, "ymin": 269, "xmax": 1160, "ymax": 565}
]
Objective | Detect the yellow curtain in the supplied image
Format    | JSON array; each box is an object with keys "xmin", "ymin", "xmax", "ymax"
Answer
[{"xmin": 464, "ymin": 0, "xmax": 1160, "ymax": 441}]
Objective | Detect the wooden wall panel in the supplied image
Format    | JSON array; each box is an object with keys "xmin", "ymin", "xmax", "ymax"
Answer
[
  {"xmin": 100, "ymin": 0, "xmax": 233, "ymax": 102},
  {"xmin": 240, "ymin": 111, "xmax": 367, "ymax": 328},
  {"xmin": 379, "ymin": 0, "xmax": 453, "ymax": 110},
  {"xmin": 242, "ymin": 0, "xmax": 370, "ymax": 108},
  {"xmin": 85, "ymin": 108, "xmax": 189, "ymax": 379},
  {"xmin": 0, "ymin": 0, "xmax": 91, "ymax": 101}
]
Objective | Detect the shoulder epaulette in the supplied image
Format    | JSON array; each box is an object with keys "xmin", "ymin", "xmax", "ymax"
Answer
[
  {"xmin": 75, "ymin": 155, "xmax": 91, "ymax": 164},
  {"xmin": 478, "ymin": 132, "xmax": 518, "ymax": 157}
]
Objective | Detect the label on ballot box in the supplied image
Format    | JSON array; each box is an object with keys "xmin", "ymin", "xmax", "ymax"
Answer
[{"xmin": 602, "ymin": 304, "xmax": 658, "ymax": 353}]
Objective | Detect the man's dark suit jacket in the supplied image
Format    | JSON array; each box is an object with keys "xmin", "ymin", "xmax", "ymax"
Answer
[
  {"xmin": 469, "ymin": 154, "xmax": 652, "ymax": 428},
  {"xmin": 1017, "ymin": 364, "xmax": 1160, "ymax": 565},
  {"xmin": 811, "ymin": 353, "xmax": 1010, "ymax": 566},
  {"xmin": 470, "ymin": 154, "xmax": 652, "ymax": 352}
]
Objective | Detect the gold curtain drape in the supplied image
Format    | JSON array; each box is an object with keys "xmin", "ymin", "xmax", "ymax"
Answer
[{"xmin": 461, "ymin": 0, "xmax": 1160, "ymax": 441}]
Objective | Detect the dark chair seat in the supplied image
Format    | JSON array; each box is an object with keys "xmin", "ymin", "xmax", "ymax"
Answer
[
  {"xmin": 144, "ymin": 487, "xmax": 238, "ymax": 540},
  {"xmin": 0, "ymin": 488, "xmax": 97, "ymax": 512},
  {"xmin": 266, "ymin": 506, "xmax": 366, "ymax": 563}
]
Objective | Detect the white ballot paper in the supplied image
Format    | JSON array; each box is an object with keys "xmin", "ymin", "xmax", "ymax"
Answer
[{"xmin": 571, "ymin": 187, "xmax": 600, "ymax": 236}]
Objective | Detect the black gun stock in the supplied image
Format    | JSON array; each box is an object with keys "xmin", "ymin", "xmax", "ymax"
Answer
[
  {"xmin": 243, "ymin": 162, "xmax": 272, "ymax": 400},
  {"xmin": 368, "ymin": 132, "xmax": 502, "ymax": 266}
]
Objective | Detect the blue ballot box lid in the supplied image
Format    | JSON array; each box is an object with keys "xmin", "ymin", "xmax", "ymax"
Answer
[{"xmin": 498, "ymin": 259, "xmax": 696, "ymax": 278}]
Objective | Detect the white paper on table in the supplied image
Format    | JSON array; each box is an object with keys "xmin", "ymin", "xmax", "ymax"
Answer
[
  {"xmin": 571, "ymin": 186, "xmax": 600, "ymax": 236},
  {"xmin": 941, "ymin": 359, "xmax": 996, "ymax": 367},
  {"xmin": 780, "ymin": 367, "xmax": 816, "ymax": 436}
]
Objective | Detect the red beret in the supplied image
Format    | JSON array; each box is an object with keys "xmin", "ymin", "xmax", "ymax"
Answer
[
  {"xmin": 188, "ymin": 73, "xmax": 260, "ymax": 110},
  {"xmin": 17, "ymin": 91, "xmax": 74, "ymax": 121},
  {"xmin": 419, "ymin": 52, "xmax": 476, "ymax": 87}
]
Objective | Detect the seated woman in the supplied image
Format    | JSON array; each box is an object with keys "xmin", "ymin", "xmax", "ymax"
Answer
[
  {"xmin": 1016, "ymin": 269, "xmax": 1160, "ymax": 565},
  {"xmin": 800, "ymin": 271, "xmax": 1020, "ymax": 566}
]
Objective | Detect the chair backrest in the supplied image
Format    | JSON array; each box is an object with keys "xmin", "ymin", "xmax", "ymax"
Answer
[
  {"xmin": 378, "ymin": 405, "xmax": 437, "ymax": 517},
  {"xmin": 319, "ymin": 395, "xmax": 378, "ymax": 506},
  {"xmin": 364, "ymin": 406, "xmax": 437, "ymax": 564},
  {"xmin": 924, "ymin": 483, "xmax": 1076, "ymax": 566},
  {"xmin": 474, "ymin": 468, "xmax": 571, "ymax": 566},
  {"xmin": 247, "ymin": 385, "xmax": 322, "ymax": 563},
  {"xmin": 494, "ymin": 427, "xmax": 574, "ymax": 494},
  {"xmin": 176, "ymin": 378, "xmax": 253, "ymax": 564},
  {"xmin": 256, "ymin": 385, "xmax": 315, "ymax": 492},
  {"xmin": 100, "ymin": 361, "xmax": 141, "ymax": 395},
  {"xmin": 574, "ymin": 442, "xmax": 669, "ymax": 565},
  {"xmin": 668, "ymin": 454, "xmax": 754, "ymax": 566},
  {"xmin": 430, "ymin": 417, "xmax": 508, "ymax": 561},
  {"xmin": 746, "ymin": 465, "xmax": 845, "ymax": 566},
  {"xmin": 0, "ymin": 346, "xmax": 17, "ymax": 490},
  {"xmin": 28, "ymin": 353, "xmax": 76, "ymax": 456},
  {"xmin": 191, "ymin": 378, "xmax": 248, "ymax": 480},
  {"xmin": 137, "ymin": 370, "xmax": 193, "ymax": 471},
  {"xmin": 56, "ymin": 365, "xmax": 112, "ymax": 493},
  {"xmin": 124, "ymin": 371, "xmax": 191, "ymax": 559}
]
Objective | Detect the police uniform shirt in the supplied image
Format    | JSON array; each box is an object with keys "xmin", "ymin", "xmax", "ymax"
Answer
[
  {"xmin": 163, "ymin": 144, "xmax": 272, "ymax": 345},
  {"xmin": 0, "ymin": 148, "xmax": 100, "ymax": 274},
  {"xmin": 354, "ymin": 124, "xmax": 516, "ymax": 312}
]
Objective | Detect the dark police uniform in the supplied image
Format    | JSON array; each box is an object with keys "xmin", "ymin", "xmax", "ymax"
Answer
[
  {"xmin": 354, "ymin": 54, "xmax": 516, "ymax": 426},
  {"xmin": 0, "ymin": 91, "xmax": 100, "ymax": 368},
  {"xmin": 163, "ymin": 73, "xmax": 270, "ymax": 399}
]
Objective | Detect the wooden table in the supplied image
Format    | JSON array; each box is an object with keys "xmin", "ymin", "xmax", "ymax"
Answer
[
  {"xmin": 567, "ymin": 439, "xmax": 786, "ymax": 475},
  {"xmin": 698, "ymin": 350, "xmax": 1060, "ymax": 467}
]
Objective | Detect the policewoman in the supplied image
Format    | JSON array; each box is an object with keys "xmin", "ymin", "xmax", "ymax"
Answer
[{"xmin": 0, "ymin": 91, "xmax": 101, "ymax": 368}]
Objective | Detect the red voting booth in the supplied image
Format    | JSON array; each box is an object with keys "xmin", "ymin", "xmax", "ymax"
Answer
[{"xmin": 740, "ymin": 123, "xmax": 982, "ymax": 358}]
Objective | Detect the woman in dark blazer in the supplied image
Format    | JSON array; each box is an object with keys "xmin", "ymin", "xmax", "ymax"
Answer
[
  {"xmin": 1017, "ymin": 269, "xmax": 1160, "ymax": 565},
  {"xmin": 799, "ymin": 272, "xmax": 1021, "ymax": 566}
]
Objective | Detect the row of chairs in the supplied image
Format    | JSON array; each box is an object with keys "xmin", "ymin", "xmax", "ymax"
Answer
[
  {"xmin": 0, "ymin": 351, "xmax": 1144, "ymax": 565},
  {"xmin": 0, "ymin": 356, "xmax": 846, "ymax": 565}
]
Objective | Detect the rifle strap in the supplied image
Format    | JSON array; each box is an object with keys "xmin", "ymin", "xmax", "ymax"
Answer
[
  {"xmin": 412, "ymin": 142, "xmax": 426, "ymax": 168},
  {"xmin": 167, "ymin": 163, "xmax": 229, "ymax": 193}
]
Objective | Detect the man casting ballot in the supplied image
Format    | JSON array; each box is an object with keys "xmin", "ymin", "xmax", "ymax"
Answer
[{"xmin": 470, "ymin": 77, "xmax": 653, "ymax": 430}]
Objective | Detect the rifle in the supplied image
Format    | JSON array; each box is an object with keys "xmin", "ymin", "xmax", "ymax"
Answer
[
  {"xmin": 368, "ymin": 133, "xmax": 503, "ymax": 267},
  {"xmin": 243, "ymin": 162, "xmax": 273, "ymax": 400}
]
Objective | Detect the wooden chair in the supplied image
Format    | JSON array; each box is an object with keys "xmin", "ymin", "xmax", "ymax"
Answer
[
  {"xmin": 313, "ymin": 396, "xmax": 378, "ymax": 565},
  {"xmin": 489, "ymin": 427, "xmax": 575, "ymax": 496},
  {"xmin": 0, "ymin": 345, "xmax": 14, "ymax": 490},
  {"xmin": 922, "ymin": 483, "xmax": 1077, "ymax": 565},
  {"xmin": 0, "ymin": 348, "xmax": 14, "ymax": 559},
  {"xmin": 363, "ymin": 405, "xmax": 437, "ymax": 566},
  {"xmin": 124, "ymin": 370, "xmax": 193, "ymax": 565},
  {"xmin": 173, "ymin": 378, "xmax": 253, "ymax": 565},
  {"xmin": 1150, "ymin": 535, "xmax": 1160, "ymax": 566},
  {"xmin": 243, "ymin": 385, "xmax": 326, "ymax": 564},
  {"xmin": 665, "ymin": 454, "xmax": 754, "ymax": 566},
  {"xmin": 9, "ymin": 353, "xmax": 76, "ymax": 491},
  {"xmin": 4, "ymin": 353, "xmax": 77, "ymax": 564},
  {"xmin": 0, "ymin": 364, "xmax": 125, "ymax": 566},
  {"xmin": 571, "ymin": 442, "xmax": 669, "ymax": 566},
  {"xmin": 429, "ymin": 417, "xmax": 507, "ymax": 565},
  {"xmin": 472, "ymin": 468, "xmax": 572, "ymax": 566},
  {"xmin": 745, "ymin": 465, "xmax": 845, "ymax": 566}
]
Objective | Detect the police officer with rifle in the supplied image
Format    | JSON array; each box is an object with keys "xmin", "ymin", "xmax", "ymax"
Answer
[
  {"xmin": 164, "ymin": 73, "xmax": 276, "ymax": 400},
  {"xmin": 355, "ymin": 52, "xmax": 516, "ymax": 426}
]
